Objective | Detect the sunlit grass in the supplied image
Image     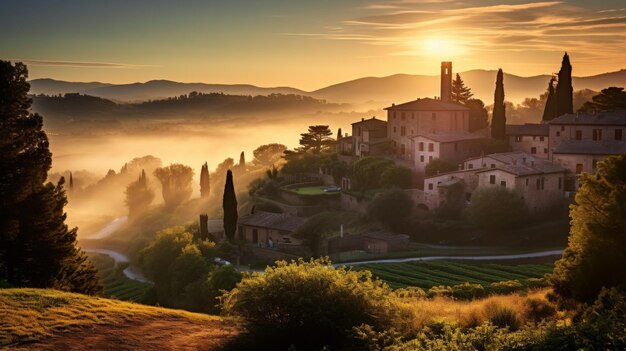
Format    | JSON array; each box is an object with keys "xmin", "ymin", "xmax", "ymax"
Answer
[{"xmin": 0, "ymin": 288, "xmax": 220, "ymax": 346}]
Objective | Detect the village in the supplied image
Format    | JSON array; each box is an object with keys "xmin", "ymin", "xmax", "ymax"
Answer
[{"xmin": 209, "ymin": 54, "xmax": 626, "ymax": 265}]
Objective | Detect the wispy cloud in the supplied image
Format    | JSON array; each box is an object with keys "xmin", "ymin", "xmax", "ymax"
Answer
[
  {"xmin": 8, "ymin": 59, "xmax": 157, "ymax": 69},
  {"xmin": 285, "ymin": 0, "xmax": 626, "ymax": 66}
]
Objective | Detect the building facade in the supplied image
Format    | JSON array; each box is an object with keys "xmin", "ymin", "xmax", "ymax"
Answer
[
  {"xmin": 506, "ymin": 124, "xmax": 550, "ymax": 159},
  {"xmin": 351, "ymin": 117, "xmax": 389, "ymax": 157}
]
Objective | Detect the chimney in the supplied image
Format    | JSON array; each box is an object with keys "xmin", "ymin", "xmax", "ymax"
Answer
[{"xmin": 440, "ymin": 62, "xmax": 452, "ymax": 102}]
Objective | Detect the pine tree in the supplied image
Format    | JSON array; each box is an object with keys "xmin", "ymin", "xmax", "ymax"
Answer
[
  {"xmin": 298, "ymin": 125, "xmax": 335, "ymax": 154},
  {"xmin": 542, "ymin": 77, "xmax": 557, "ymax": 121},
  {"xmin": 239, "ymin": 151, "xmax": 245, "ymax": 168},
  {"xmin": 200, "ymin": 162, "xmax": 211, "ymax": 198},
  {"xmin": 223, "ymin": 170, "xmax": 238, "ymax": 241},
  {"xmin": 0, "ymin": 61, "xmax": 100, "ymax": 293},
  {"xmin": 491, "ymin": 69, "xmax": 507, "ymax": 140},
  {"xmin": 555, "ymin": 52, "xmax": 573, "ymax": 117},
  {"xmin": 451, "ymin": 73, "xmax": 473, "ymax": 104}
]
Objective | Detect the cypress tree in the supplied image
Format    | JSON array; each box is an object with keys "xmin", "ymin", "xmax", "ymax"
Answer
[
  {"xmin": 200, "ymin": 162, "xmax": 211, "ymax": 198},
  {"xmin": 0, "ymin": 61, "xmax": 100, "ymax": 293},
  {"xmin": 223, "ymin": 169, "xmax": 238, "ymax": 241},
  {"xmin": 555, "ymin": 52, "xmax": 573, "ymax": 117},
  {"xmin": 125, "ymin": 169, "xmax": 154, "ymax": 218},
  {"xmin": 491, "ymin": 69, "xmax": 507, "ymax": 140},
  {"xmin": 69, "ymin": 171, "xmax": 74, "ymax": 191},
  {"xmin": 337, "ymin": 128, "xmax": 342, "ymax": 140},
  {"xmin": 542, "ymin": 77, "xmax": 557, "ymax": 121},
  {"xmin": 239, "ymin": 152, "xmax": 245, "ymax": 168}
]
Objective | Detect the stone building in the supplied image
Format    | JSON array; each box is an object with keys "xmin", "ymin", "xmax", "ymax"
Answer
[
  {"xmin": 506, "ymin": 124, "xmax": 550, "ymax": 159},
  {"xmin": 351, "ymin": 117, "xmax": 389, "ymax": 157},
  {"xmin": 237, "ymin": 211, "xmax": 307, "ymax": 247},
  {"xmin": 411, "ymin": 130, "xmax": 487, "ymax": 173}
]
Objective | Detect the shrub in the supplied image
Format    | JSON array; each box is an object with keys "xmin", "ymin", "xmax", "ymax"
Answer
[
  {"xmin": 524, "ymin": 297, "xmax": 556, "ymax": 322},
  {"xmin": 451, "ymin": 283, "xmax": 487, "ymax": 300},
  {"xmin": 380, "ymin": 165, "xmax": 412, "ymax": 189},
  {"xmin": 463, "ymin": 187, "xmax": 527, "ymax": 231},
  {"xmin": 221, "ymin": 258, "xmax": 409, "ymax": 350},
  {"xmin": 488, "ymin": 280, "xmax": 524, "ymax": 295},
  {"xmin": 366, "ymin": 189, "xmax": 414, "ymax": 230},
  {"xmin": 526, "ymin": 277, "xmax": 549, "ymax": 289},
  {"xmin": 483, "ymin": 302, "xmax": 521, "ymax": 330},
  {"xmin": 425, "ymin": 158, "xmax": 457, "ymax": 177},
  {"xmin": 427, "ymin": 285, "xmax": 454, "ymax": 298}
]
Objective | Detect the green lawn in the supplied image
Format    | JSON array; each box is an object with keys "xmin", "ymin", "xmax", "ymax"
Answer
[
  {"xmin": 88, "ymin": 253, "xmax": 152, "ymax": 302},
  {"xmin": 284, "ymin": 185, "xmax": 339, "ymax": 196},
  {"xmin": 353, "ymin": 260, "xmax": 554, "ymax": 289}
]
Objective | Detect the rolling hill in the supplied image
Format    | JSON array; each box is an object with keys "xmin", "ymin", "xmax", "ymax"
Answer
[
  {"xmin": 0, "ymin": 288, "xmax": 236, "ymax": 350},
  {"xmin": 30, "ymin": 69, "xmax": 626, "ymax": 105}
]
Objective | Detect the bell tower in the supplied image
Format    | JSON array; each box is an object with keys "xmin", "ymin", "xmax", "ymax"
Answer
[{"xmin": 440, "ymin": 61, "xmax": 452, "ymax": 102}]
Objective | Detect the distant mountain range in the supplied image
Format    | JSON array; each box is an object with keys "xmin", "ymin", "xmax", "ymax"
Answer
[{"xmin": 30, "ymin": 69, "xmax": 626, "ymax": 105}]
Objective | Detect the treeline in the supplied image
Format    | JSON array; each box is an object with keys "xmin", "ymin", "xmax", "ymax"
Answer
[{"xmin": 30, "ymin": 91, "xmax": 347, "ymax": 121}]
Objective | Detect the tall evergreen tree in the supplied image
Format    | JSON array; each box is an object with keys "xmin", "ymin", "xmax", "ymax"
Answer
[
  {"xmin": 125, "ymin": 169, "xmax": 154, "ymax": 218},
  {"xmin": 239, "ymin": 151, "xmax": 245, "ymax": 168},
  {"xmin": 222, "ymin": 170, "xmax": 238, "ymax": 242},
  {"xmin": 200, "ymin": 162, "xmax": 211, "ymax": 198},
  {"xmin": 491, "ymin": 69, "xmax": 507, "ymax": 140},
  {"xmin": 0, "ymin": 61, "xmax": 100, "ymax": 293},
  {"xmin": 69, "ymin": 171, "xmax": 74, "ymax": 191},
  {"xmin": 451, "ymin": 73, "xmax": 473, "ymax": 104},
  {"xmin": 337, "ymin": 128, "xmax": 342, "ymax": 140},
  {"xmin": 556, "ymin": 52, "xmax": 573, "ymax": 117},
  {"xmin": 542, "ymin": 77, "xmax": 558, "ymax": 121}
]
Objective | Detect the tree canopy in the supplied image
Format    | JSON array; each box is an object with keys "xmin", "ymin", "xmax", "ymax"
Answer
[
  {"xmin": 297, "ymin": 125, "xmax": 335, "ymax": 154},
  {"xmin": 425, "ymin": 158, "xmax": 457, "ymax": 177},
  {"xmin": 463, "ymin": 187, "xmax": 527, "ymax": 231},
  {"xmin": 367, "ymin": 189, "xmax": 414, "ymax": 230},
  {"xmin": 465, "ymin": 98, "xmax": 489, "ymax": 132},
  {"xmin": 153, "ymin": 164, "xmax": 194, "ymax": 209},
  {"xmin": 551, "ymin": 155, "xmax": 626, "ymax": 303},
  {"xmin": 451, "ymin": 73, "xmax": 473, "ymax": 104},
  {"xmin": 0, "ymin": 60, "xmax": 100, "ymax": 294},
  {"xmin": 578, "ymin": 87, "xmax": 626, "ymax": 113},
  {"xmin": 125, "ymin": 169, "xmax": 154, "ymax": 218},
  {"xmin": 252, "ymin": 143, "xmax": 287, "ymax": 166}
]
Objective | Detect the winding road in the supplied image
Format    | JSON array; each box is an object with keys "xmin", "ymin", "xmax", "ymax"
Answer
[{"xmin": 83, "ymin": 217, "xmax": 151, "ymax": 283}]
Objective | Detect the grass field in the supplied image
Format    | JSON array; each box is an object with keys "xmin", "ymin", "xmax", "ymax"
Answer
[
  {"xmin": 88, "ymin": 253, "xmax": 151, "ymax": 302},
  {"xmin": 354, "ymin": 260, "xmax": 554, "ymax": 289},
  {"xmin": 0, "ymin": 288, "xmax": 234, "ymax": 349},
  {"xmin": 284, "ymin": 185, "xmax": 339, "ymax": 196}
]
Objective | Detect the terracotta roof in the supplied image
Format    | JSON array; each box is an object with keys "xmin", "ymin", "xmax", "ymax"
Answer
[
  {"xmin": 475, "ymin": 156, "xmax": 566, "ymax": 176},
  {"xmin": 553, "ymin": 140, "xmax": 626, "ymax": 155},
  {"xmin": 351, "ymin": 117, "xmax": 387, "ymax": 126},
  {"xmin": 548, "ymin": 110, "xmax": 626, "ymax": 125},
  {"xmin": 506, "ymin": 124, "xmax": 549, "ymax": 136},
  {"xmin": 385, "ymin": 98, "xmax": 469, "ymax": 111},
  {"xmin": 412, "ymin": 130, "xmax": 485, "ymax": 143},
  {"xmin": 238, "ymin": 211, "xmax": 307, "ymax": 232}
]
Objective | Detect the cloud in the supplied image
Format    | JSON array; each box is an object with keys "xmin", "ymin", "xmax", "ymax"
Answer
[
  {"xmin": 284, "ymin": 0, "xmax": 626, "ymax": 68},
  {"xmin": 9, "ymin": 59, "xmax": 157, "ymax": 69}
]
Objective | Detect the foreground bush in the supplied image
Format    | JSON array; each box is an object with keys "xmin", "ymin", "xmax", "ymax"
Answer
[
  {"xmin": 463, "ymin": 187, "xmax": 527, "ymax": 231},
  {"xmin": 221, "ymin": 258, "xmax": 409, "ymax": 350}
]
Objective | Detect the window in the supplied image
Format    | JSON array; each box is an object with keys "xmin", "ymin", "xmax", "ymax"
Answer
[
  {"xmin": 428, "ymin": 143, "xmax": 434, "ymax": 152},
  {"xmin": 401, "ymin": 126, "xmax": 406, "ymax": 136},
  {"xmin": 592, "ymin": 129, "xmax": 602, "ymax": 141},
  {"xmin": 393, "ymin": 127, "xmax": 397, "ymax": 133},
  {"xmin": 500, "ymin": 181, "xmax": 506, "ymax": 187},
  {"xmin": 536, "ymin": 179, "xmax": 541, "ymax": 190},
  {"xmin": 358, "ymin": 127, "xmax": 362, "ymax": 136},
  {"xmin": 561, "ymin": 126, "xmax": 565, "ymax": 131},
  {"xmin": 454, "ymin": 143, "xmax": 458, "ymax": 152},
  {"xmin": 544, "ymin": 148, "xmax": 548, "ymax": 154},
  {"xmin": 428, "ymin": 183, "xmax": 433, "ymax": 190},
  {"xmin": 432, "ymin": 113, "xmax": 436, "ymax": 120},
  {"xmin": 558, "ymin": 177, "xmax": 562, "ymax": 189},
  {"xmin": 526, "ymin": 178, "xmax": 529, "ymax": 186},
  {"xmin": 468, "ymin": 164, "xmax": 474, "ymax": 169},
  {"xmin": 418, "ymin": 142, "xmax": 424, "ymax": 151},
  {"xmin": 556, "ymin": 131, "xmax": 560, "ymax": 137},
  {"xmin": 616, "ymin": 129, "xmax": 623, "ymax": 141},
  {"xmin": 531, "ymin": 147, "xmax": 537, "ymax": 154},
  {"xmin": 515, "ymin": 136, "xmax": 522, "ymax": 142},
  {"xmin": 401, "ymin": 112, "xmax": 406, "ymax": 120},
  {"xmin": 420, "ymin": 155, "xmax": 424, "ymax": 162},
  {"xmin": 540, "ymin": 136, "xmax": 545, "ymax": 142},
  {"xmin": 575, "ymin": 130, "xmax": 582, "ymax": 140},
  {"xmin": 541, "ymin": 177, "xmax": 545, "ymax": 190},
  {"xmin": 400, "ymin": 144, "xmax": 405, "ymax": 154},
  {"xmin": 576, "ymin": 163, "xmax": 583, "ymax": 174},
  {"xmin": 491, "ymin": 164, "xmax": 496, "ymax": 168},
  {"xmin": 489, "ymin": 175, "xmax": 496, "ymax": 184},
  {"xmin": 411, "ymin": 129, "xmax": 414, "ymax": 135}
]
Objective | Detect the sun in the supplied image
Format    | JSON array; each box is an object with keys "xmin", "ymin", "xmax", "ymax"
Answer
[{"xmin": 423, "ymin": 38, "xmax": 464, "ymax": 58}]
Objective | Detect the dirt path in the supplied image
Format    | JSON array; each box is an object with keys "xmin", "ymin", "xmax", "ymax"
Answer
[{"xmin": 12, "ymin": 316, "xmax": 237, "ymax": 351}]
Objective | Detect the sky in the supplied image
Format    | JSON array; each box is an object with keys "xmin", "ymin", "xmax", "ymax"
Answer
[{"xmin": 2, "ymin": 0, "xmax": 626, "ymax": 90}]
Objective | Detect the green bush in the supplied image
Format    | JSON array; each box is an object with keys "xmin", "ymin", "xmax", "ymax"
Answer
[
  {"xmin": 463, "ymin": 187, "xmax": 527, "ymax": 231},
  {"xmin": 380, "ymin": 165, "xmax": 412, "ymax": 189},
  {"xmin": 451, "ymin": 282, "xmax": 487, "ymax": 300},
  {"xmin": 221, "ymin": 258, "xmax": 409, "ymax": 350},
  {"xmin": 488, "ymin": 280, "xmax": 524, "ymax": 295},
  {"xmin": 366, "ymin": 189, "xmax": 414, "ymax": 230},
  {"xmin": 524, "ymin": 298, "xmax": 556, "ymax": 323}
]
